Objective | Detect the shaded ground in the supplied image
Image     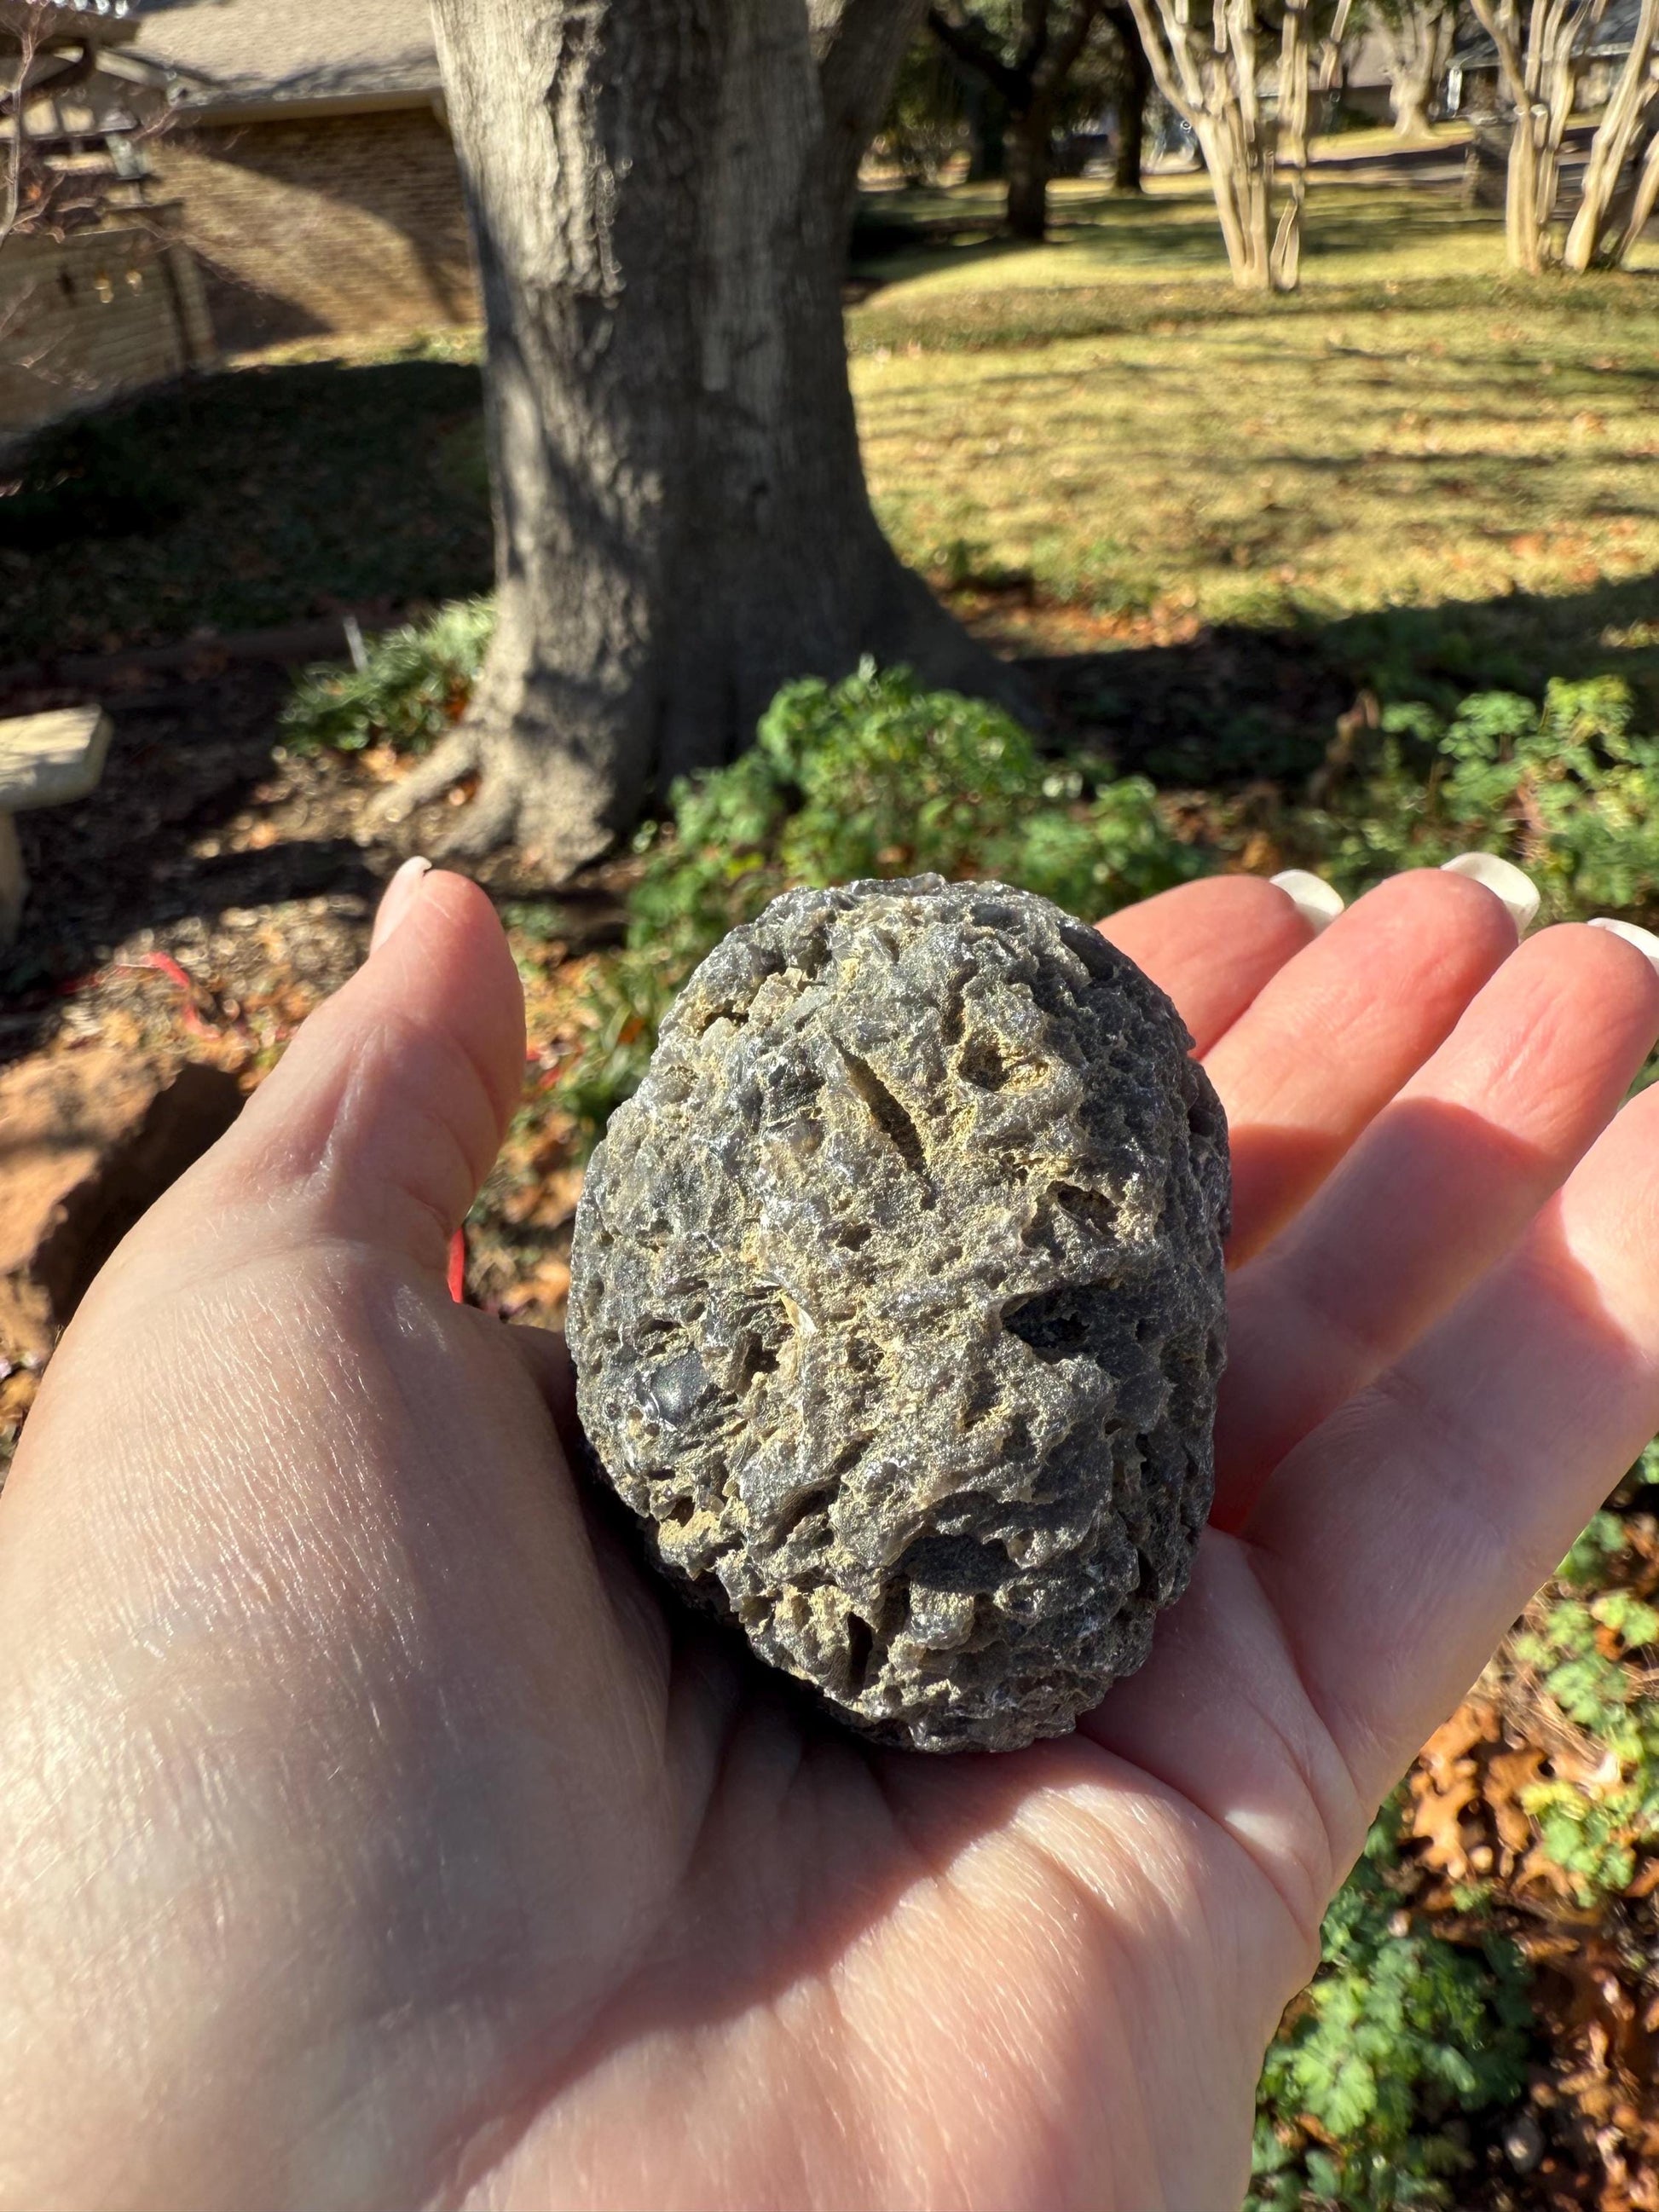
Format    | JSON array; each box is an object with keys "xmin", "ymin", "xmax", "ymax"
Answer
[{"xmin": 0, "ymin": 352, "xmax": 491, "ymax": 664}]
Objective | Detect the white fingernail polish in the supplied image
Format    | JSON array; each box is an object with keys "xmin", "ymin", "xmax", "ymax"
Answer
[
  {"xmin": 1588, "ymin": 917, "xmax": 1659, "ymax": 976},
  {"xmin": 370, "ymin": 855, "xmax": 432, "ymax": 955},
  {"xmin": 1270, "ymin": 869, "xmax": 1344, "ymax": 935},
  {"xmin": 1442, "ymin": 852, "xmax": 1540, "ymax": 934}
]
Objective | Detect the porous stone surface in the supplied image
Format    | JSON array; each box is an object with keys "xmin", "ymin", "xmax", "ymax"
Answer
[{"xmin": 567, "ymin": 876, "xmax": 1228, "ymax": 1753}]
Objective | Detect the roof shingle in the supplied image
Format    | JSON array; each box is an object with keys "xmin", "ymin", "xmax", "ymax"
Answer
[{"xmin": 130, "ymin": 0, "xmax": 440, "ymax": 107}]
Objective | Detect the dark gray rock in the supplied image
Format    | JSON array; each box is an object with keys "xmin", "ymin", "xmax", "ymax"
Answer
[{"xmin": 567, "ymin": 875, "xmax": 1228, "ymax": 1753}]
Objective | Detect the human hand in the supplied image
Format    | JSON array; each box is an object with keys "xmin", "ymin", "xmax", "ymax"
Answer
[{"xmin": 3, "ymin": 862, "xmax": 1658, "ymax": 2212}]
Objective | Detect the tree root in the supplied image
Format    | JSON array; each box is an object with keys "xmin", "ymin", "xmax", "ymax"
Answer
[
  {"xmin": 367, "ymin": 718, "xmax": 614, "ymax": 881},
  {"xmin": 370, "ymin": 726, "xmax": 481, "ymax": 829}
]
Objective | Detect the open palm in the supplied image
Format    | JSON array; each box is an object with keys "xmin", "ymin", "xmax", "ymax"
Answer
[{"xmin": 4, "ymin": 863, "xmax": 1658, "ymax": 2212}]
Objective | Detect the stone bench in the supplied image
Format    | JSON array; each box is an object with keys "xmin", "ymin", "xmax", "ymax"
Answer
[{"xmin": 0, "ymin": 707, "xmax": 113, "ymax": 945}]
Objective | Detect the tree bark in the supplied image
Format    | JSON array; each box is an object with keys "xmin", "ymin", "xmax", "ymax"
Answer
[
  {"xmin": 402, "ymin": 0, "xmax": 1017, "ymax": 877},
  {"xmin": 1376, "ymin": 3, "xmax": 1454, "ymax": 140},
  {"xmin": 1390, "ymin": 78, "xmax": 1431, "ymax": 133},
  {"xmin": 1269, "ymin": 0, "xmax": 1311, "ymax": 291},
  {"xmin": 962, "ymin": 77, "xmax": 1009, "ymax": 176},
  {"xmin": 1562, "ymin": 0, "xmax": 1659, "ymax": 268},
  {"xmin": 1616, "ymin": 115, "xmax": 1659, "ymax": 258},
  {"xmin": 1469, "ymin": 0, "xmax": 1604, "ymax": 273},
  {"xmin": 1104, "ymin": 2, "xmax": 1150, "ymax": 189},
  {"xmin": 1006, "ymin": 97, "xmax": 1055, "ymax": 235},
  {"xmin": 1127, "ymin": 0, "xmax": 1285, "ymax": 288}
]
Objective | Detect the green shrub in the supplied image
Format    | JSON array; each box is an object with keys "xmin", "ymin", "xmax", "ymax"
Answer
[
  {"xmin": 1506, "ymin": 1485, "xmax": 1659, "ymax": 1908},
  {"xmin": 556, "ymin": 661, "xmax": 1202, "ymax": 1146},
  {"xmin": 1296, "ymin": 677, "xmax": 1659, "ymax": 922},
  {"xmin": 1250, "ymin": 1809, "xmax": 1531, "ymax": 2212},
  {"xmin": 280, "ymin": 598, "xmax": 494, "ymax": 755}
]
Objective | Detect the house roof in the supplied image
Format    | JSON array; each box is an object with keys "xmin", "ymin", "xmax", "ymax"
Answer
[
  {"xmin": 128, "ymin": 0, "xmax": 441, "ymax": 112},
  {"xmin": 1455, "ymin": 0, "xmax": 1645, "ymax": 66},
  {"xmin": 1, "ymin": 0, "xmax": 137, "ymax": 48}
]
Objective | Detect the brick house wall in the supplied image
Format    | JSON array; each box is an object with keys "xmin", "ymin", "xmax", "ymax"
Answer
[
  {"xmin": 0, "ymin": 214, "xmax": 217, "ymax": 438},
  {"xmin": 155, "ymin": 104, "xmax": 479, "ymax": 350}
]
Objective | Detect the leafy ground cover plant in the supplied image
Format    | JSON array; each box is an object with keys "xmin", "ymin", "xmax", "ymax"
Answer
[
  {"xmin": 280, "ymin": 598, "xmax": 494, "ymax": 757},
  {"xmin": 1255, "ymin": 1467, "xmax": 1659, "ymax": 2212},
  {"xmin": 551, "ymin": 661, "xmax": 1200, "ymax": 1146},
  {"xmin": 1292, "ymin": 678, "xmax": 1659, "ymax": 923},
  {"xmin": 1250, "ymin": 1806, "xmax": 1532, "ymax": 2212}
]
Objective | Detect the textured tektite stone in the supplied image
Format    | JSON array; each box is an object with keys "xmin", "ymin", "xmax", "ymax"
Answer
[{"xmin": 567, "ymin": 876, "xmax": 1229, "ymax": 1752}]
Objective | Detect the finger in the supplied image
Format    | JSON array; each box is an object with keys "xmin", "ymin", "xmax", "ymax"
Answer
[
  {"xmin": 143, "ymin": 868, "xmax": 524, "ymax": 1281},
  {"xmin": 1205, "ymin": 868, "xmax": 1521, "ymax": 1265},
  {"xmin": 1215, "ymin": 923, "xmax": 1659, "ymax": 1524},
  {"xmin": 1244, "ymin": 1077, "xmax": 1659, "ymax": 1820},
  {"xmin": 1098, "ymin": 875, "xmax": 1315, "ymax": 1055},
  {"xmin": 506, "ymin": 1322, "xmax": 581, "ymax": 1458}
]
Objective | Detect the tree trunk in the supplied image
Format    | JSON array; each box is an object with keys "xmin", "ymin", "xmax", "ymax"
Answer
[
  {"xmin": 1378, "ymin": 5, "xmax": 1453, "ymax": 140},
  {"xmin": 1466, "ymin": 0, "xmax": 1582, "ymax": 273},
  {"xmin": 1390, "ymin": 72, "xmax": 1433, "ymax": 136},
  {"xmin": 1506, "ymin": 114, "xmax": 1542, "ymax": 270},
  {"xmin": 1269, "ymin": 0, "xmax": 1310, "ymax": 291},
  {"xmin": 1562, "ymin": 0, "xmax": 1659, "ymax": 269},
  {"xmin": 963, "ymin": 78, "xmax": 1009, "ymax": 177},
  {"xmin": 1112, "ymin": 9, "xmax": 1151, "ymax": 190},
  {"xmin": 1125, "ymin": 0, "xmax": 1285, "ymax": 289},
  {"xmin": 401, "ymin": 0, "xmax": 1016, "ymax": 877},
  {"xmin": 1192, "ymin": 113, "xmax": 1274, "ymax": 286},
  {"xmin": 1006, "ymin": 99, "xmax": 1053, "ymax": 236},
  {"xmin": 1616, "ymin": 118, "xmax": 1659, "ymax": 259}
]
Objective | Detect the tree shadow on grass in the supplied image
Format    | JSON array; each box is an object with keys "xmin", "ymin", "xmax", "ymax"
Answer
[
  {"xmin": 0, "ymin": 355, "xmax": 493, "ymax": 667},
  {"xmin": 1018, "ymin": 566, "xmax": 1659, "ymax": 786}
]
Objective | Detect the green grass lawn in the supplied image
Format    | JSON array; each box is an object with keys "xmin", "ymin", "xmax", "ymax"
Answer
[
  {"xmin": 851, "ymin": 182, "xmax": 1659, "ymax": 675},
  {"xmin": 4, "ymin": 172, "xmax": 1654, "ymax": 702}
]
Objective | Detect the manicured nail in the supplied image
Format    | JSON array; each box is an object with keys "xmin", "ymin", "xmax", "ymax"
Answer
[
  {"xmin": 1588, "ymin": 917, "xmax": 1659, "ymax": 977},
  {"xmin": 370, "ymin": 856, "xmax": 432, "ymax": 954},
  {"xmin": 1441, "ymin": 852, "xmax": 1539, "ymax": 934},
  {"xmin": 1270, "ymin": 869, "xmax": 1344, "ymax": 935}
]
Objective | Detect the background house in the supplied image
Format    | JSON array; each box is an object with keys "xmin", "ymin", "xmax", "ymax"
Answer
[
  {"xmin": 1, "ymin": 0, "xmax": 214, "ymax": 435},
  {"xmin": 1449, "ymin": 0, "xmax": 1650, "ymax": 115},
  {"xmin": 131, "ymin": 0, "xmax": 477, "ymax": 349}
]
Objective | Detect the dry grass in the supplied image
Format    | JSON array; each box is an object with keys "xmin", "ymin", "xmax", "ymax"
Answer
[{"xmin": 849, "ymin": 182, "xmax": 1659, "ymax": 637}]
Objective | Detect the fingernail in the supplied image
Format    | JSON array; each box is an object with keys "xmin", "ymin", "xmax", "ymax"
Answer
[
  {"xmin": 1441, "ymin": 852, "xmax": 1539, "ymax": 934},
  {"xmin": 370, "ymin": 856, "xmax": 432, "ymax": 954},
  {"xmin": 1270, "ymin": 869, "xmax": 1344, "ymax": 935},
  {"xmin": 1588, "ymin": 917, "xmax": 1659, "ymax": 977}
]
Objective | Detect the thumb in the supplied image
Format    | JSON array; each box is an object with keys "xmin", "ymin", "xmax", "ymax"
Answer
[{"xmin": 147, "ymin": 862, "xmax": 525, "ymax": 1283}]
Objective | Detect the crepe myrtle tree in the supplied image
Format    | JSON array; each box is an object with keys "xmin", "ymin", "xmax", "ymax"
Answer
[
  {"xmin": 392, "ymin": 0, "xmax": 1021, "ymax": 878},
  {"xmin": 1360, "ymin": 0, "xmax": 1460, "ymax": 135},
  {"xmin": 1562, "ymin": 0, "xmax": 1659, "ymax": 269},
  {"xmin": 1468, "ymin": 0, "xmax": 1658, "ymax": 272},
  {"xmin": 1126, "ymin": 0, "xmax": 1349, "ymax": 290}
]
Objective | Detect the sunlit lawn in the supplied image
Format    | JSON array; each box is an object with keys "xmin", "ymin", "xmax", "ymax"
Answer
[{"xmin": 849, "ymin": 180, "xmax": 1659, "ymax": 640}]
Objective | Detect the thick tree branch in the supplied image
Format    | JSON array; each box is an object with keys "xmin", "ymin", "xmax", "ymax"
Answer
[
  {"xmin": 1032, "ymin": 0, "xmax": 1105, "ymax": 99},
  {"xmin": 927, "ymin": 3, "xmax": 1026, "ymax": 103},
  {"xmin": 1465, "ymin": 0, "xmax": 1531, "ymax": 119},
  {"xmin": 812, "ymin": 0, "xmax": 930, "ymax": 235}
]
